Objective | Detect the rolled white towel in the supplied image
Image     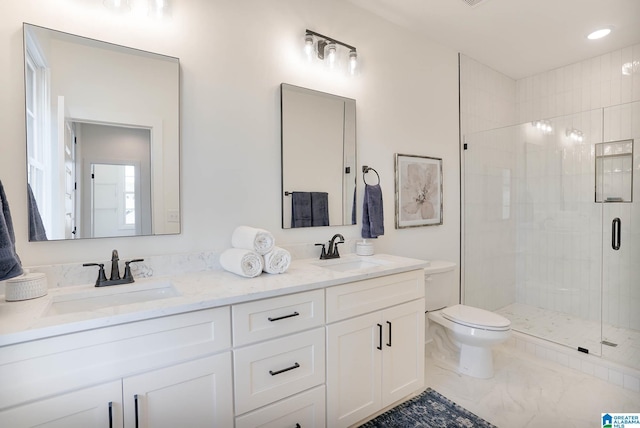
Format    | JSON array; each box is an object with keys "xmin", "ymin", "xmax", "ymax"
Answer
[
  {"xmin": 263, "ymin": 246, "xmax": 291, "ymax": 274},
  {"xmin": 231, "ymin": 226, "xmax": 275, "ymax": 255},
  {"xmin": 219, "ymin": 248, "xmax": 264, "ymax": 278}
]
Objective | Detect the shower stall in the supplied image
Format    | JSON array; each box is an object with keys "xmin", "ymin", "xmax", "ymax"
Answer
[{"xmin": 463, "ymin": 101, "xmax": 639, "ymax": 371}]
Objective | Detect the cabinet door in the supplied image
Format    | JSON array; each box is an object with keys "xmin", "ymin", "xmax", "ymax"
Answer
[
  {"xmin": 326, "ymin": 311, "xmax": 382, "ymax": 428},
  {"xmin": 381, "ymin": 299, "xmax": 425, "ymax": 407},
  {"xmin": 0, "ymin": 381, "xmax": 122, "ymax": 428},
  {"xmin": 122, "ymin": 352, "xmax": 233, "ymax": 428}
]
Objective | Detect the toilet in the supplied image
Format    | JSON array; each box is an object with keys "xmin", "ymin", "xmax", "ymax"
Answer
[{"xmin": 424, "ymin": 261, "xmax": 511, "ymax": 379}]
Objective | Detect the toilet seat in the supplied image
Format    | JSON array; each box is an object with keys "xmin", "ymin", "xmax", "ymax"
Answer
[{"xmin": 441, "ymin": 305, "xmax": 510, "ymax": 331}]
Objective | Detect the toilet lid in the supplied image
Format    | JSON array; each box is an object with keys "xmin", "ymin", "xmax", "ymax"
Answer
[{"xmin": 441, "ymin": 305, "xmax": 511, "ymax": 330}]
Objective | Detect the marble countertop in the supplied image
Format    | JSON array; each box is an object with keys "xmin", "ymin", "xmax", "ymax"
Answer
[{"xmin": 0, "ymin": 253, "xmax": 429, "ymax": 346}]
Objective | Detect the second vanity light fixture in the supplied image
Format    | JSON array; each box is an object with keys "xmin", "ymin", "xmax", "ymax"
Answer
[
  {"xmin": 304, "ymin": 29, "xmax": 358, "ymax": 75},
  {"xmin": 103, "ymin": 0, "xmax": 170, "ymax": 18}
]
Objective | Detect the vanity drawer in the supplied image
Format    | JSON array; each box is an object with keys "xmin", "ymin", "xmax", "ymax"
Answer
[
  {"xmin": 232, "ymin": 289, "xmax": 324, "ymax": 346},
  {"xmin": 326, "ymin": 270, "xmax": 424, "ymax": 323},
  {"xmin": 0, "ymin": 306, "xmax": 231, "ymax": 409},
  {"xmin": 235, "ymin": 385, "xmax": 325, "ymax": 428},
  {"xmin": 233, "ymin": 327, "xmax": 325, "ymax": 414}
]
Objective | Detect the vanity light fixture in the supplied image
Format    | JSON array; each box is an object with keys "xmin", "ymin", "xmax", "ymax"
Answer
[
  {"xmin": 104, "ymin": 0, "xmax": 170, "ymax": 17},
  {"xmin": 304, "ymin": 29, "xmax": 358, "ymax": 75},
  {"xmin": 103, "ymin": 0, "xmax": 131, "ymax": 12},
  {"xmin": 587, "ymin": 27, "xmax": 611, "ymax": 40}
]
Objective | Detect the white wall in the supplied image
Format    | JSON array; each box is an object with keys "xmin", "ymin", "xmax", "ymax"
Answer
[{"xmin": 0, "ymin": 0, "xmax": 460, "ymax": 280}]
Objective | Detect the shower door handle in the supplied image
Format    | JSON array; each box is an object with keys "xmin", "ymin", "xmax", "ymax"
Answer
[{"xmin": 612, "ymin": 218, "xmax": 621, "ymax": 251}]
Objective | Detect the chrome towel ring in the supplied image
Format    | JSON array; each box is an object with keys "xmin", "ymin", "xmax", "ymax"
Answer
[{"xmin": 362, "ymin": 165, "xmax": 380, "ymax": 185}]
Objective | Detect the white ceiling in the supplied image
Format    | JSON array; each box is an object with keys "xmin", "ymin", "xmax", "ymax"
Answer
[{"xmin": 347, "ymin": 0, "xmax": 640, "ymax": 80}]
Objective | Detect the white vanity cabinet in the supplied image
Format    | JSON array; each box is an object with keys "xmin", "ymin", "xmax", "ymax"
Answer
[
  {"xmin": 0, "ymin": 256, "xmax": 429, "ymax": 428},
  {"xmin": 325, "ymin": 270, "xmax": 425, "ymax": 428},
  {"xmin": 232, "ymin": 289, "xmax": 326, "ymax": 427},
  {"xmin": 0, "ymin": 307, "xmax": 233, "ymax": 428}
]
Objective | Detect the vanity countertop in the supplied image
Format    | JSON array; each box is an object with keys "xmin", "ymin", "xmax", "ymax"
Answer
[{"xmin": 0, "ymin": 253, "xmax": 428, "ymax": 346}]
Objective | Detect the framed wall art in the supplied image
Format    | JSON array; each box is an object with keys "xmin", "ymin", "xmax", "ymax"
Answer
[{"xmin": 394, "ymin": 153, "xmax": 443, "ymax": 228}]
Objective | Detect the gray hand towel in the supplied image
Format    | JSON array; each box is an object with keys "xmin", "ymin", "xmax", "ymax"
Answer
[
  {"xmin": 0, "ymin": 180, "xmax": 23, "ymax": 281},
  {"xmin": 362, "ymin": 184, "xmax": 384, "ymax": 239},
  {"xmin": 310, "ymin": 192, "xmax": 329, "ymax": 227},
  {"xmin": 291, "ymin": 192, "xmax": 312, "ymax": 228},
  {"xmin": 27, "ymin": 184, "xmax": 47, "ymax": 241}
]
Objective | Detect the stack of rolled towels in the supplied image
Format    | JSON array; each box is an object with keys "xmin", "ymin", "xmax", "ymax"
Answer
[{"xmin": 220, "ymin": 226, "xmax": 292, "ymax": 278}]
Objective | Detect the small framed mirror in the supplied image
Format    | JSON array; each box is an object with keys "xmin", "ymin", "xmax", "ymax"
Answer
[{"xmin": 280, "ymin": 84, "xmax": 356, "ymax": 229}]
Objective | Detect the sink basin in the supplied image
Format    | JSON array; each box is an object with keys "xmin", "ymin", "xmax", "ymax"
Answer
[
  {"xmin": 315, "ymin": 257, "xmax": 387, "ymax": 272},
  {"xmin": 45, "ymin": 280, "xmax": 180, "ymax": 316}
]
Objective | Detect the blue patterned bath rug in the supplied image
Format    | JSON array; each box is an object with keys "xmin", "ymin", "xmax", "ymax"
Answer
[{"xmin": 358, "ymin": 388, "xmax": 497, "ymax": 428}]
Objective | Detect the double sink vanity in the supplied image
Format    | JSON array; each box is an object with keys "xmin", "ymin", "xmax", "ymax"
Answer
[{"xmin": 0, "ymin": 253, "xmax": 427, "ymax": 428}]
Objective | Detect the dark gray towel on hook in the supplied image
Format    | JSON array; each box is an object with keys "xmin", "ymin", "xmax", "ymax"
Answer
[
  {"xmin": 0, "ymin": 180, "xmax": 23, "ymax": 281},
  {"xmin": 362, "ymin": 184, "xmax": 384, "ymax": 238},
  {"xmin": 27, "ymin": 184, "xmax": 47, "ymax": 241},
  {"xmin": 310, "ymin": 192, "xmax": 329, "ymax": 227},
  {"xmin": 291, "ymin": 192, "xmax": 312, "ymax": 228}
]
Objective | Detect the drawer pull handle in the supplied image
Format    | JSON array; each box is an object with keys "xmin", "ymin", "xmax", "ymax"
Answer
[
  {"xmin": 269, "ymin": 362, "xmax": 300, "ymax": 376},
  {"xmin": 134, "ymin": 394, "xmax": 140, "ymax": 428},
  {"xmin": 377, "ymin": 323, "xmax": 383, "ymax": 350},
  {"xmin": 268, "ymin": 311, "xmax": 300, "ymax": 322},
  {"xmin": 108, "ymin": 402, "xmax": 113, "ymax": 428},
  {"xmin": 386, "ymin": 321, "xmax": 392, "ymax": 347}
]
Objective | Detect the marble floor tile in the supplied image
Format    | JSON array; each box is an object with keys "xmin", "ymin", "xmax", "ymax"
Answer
[{"xmin": 424, "ymin": 343, "xmax": 640, "ymax": 427}]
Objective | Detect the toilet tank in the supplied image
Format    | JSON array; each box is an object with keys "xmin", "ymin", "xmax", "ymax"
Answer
[{"xmin": 424, "ymin": 261, "xmax": 457, "ymax": 311}]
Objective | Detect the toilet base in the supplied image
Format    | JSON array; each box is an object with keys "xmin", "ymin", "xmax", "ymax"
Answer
[{"xmin": 458, "ymin": 344, "xmax": 494, "ymax": 379}]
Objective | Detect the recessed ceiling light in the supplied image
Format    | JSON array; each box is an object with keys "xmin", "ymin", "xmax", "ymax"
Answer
[{"xmin": 587, "ymin": 28, "xmax": 612, "ymax": 40}]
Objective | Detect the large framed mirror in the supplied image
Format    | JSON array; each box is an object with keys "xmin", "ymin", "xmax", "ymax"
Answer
[
  {"xmin": 280, "ymin": 84, "xmax": 356, "ymax": 229},
  {"xmin": 23, "ymin": 23, "xmax": 180, "ymax": 241}
]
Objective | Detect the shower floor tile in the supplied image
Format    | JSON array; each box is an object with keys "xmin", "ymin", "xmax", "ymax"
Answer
[{"xmin": 496, "ymin": 303, "xmax": 640, "ymax": 371}]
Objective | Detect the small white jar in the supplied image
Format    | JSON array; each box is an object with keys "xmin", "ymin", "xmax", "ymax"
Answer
[{"xmin": 355, "ymin": 239, "xmax": 375, "ymax": 256}]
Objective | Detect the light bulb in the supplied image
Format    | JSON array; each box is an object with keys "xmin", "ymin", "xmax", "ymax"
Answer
[
  {"xmin": 327, "ymin": 43, "xmax": 336, "ymax": 67},
  {"xmin": 304, "ymin": 34, "xmax": 314, "ymax": 61},
  {"xmin": 349, "ymin": 50, "xmax": 357, "ymax": 75}
]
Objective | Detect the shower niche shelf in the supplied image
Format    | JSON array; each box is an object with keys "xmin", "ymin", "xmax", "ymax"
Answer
[{"xmin": 595, "ymin": 139, "xmax": 634, "ymax": 203}]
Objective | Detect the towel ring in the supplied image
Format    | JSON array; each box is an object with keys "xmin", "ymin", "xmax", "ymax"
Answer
[{"xmin": 362, "ymin": 165, "xmax": 380, "ymax": 185}]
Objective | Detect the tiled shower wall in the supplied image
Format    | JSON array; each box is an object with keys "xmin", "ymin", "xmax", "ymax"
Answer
[{"xmin": 516, "ymin": 44, "xmax": 640, "ymax": 124}]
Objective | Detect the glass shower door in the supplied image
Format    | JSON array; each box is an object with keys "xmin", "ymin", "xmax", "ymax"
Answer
[{"xmin": 600, "ymin": 101, "xmax": 640, "ymax": 371}]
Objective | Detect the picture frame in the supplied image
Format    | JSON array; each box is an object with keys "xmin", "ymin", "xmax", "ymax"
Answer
[{"xmin": 394, "ymin": 153, "xmax": 443, "ymax": 228}]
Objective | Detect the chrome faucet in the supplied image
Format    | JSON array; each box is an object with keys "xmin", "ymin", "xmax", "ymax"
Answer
[
  {"xmin": 83, "ymin": 249, "xmax": 144, "ymax": 287},
  {"xmin": 316, "ymin": 234, "xmax": 345, "ymax": 260}
]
